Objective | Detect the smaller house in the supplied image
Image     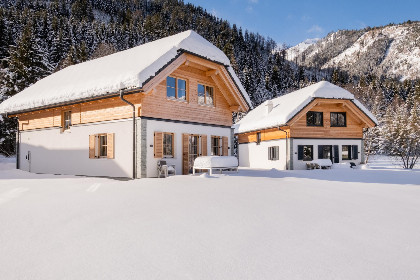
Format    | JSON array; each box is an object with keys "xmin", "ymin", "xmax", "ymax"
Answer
[{"xmin": 234, "ymin": 81, "xmax": 378, "ymax": 170}]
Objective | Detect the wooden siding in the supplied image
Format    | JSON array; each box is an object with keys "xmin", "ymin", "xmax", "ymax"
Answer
[
  {"xmin": 289, "ymin": 100, "xmax": 368, "ymax": 139},
  {"xmin": 238, "ymin": 127, "xmax": 290, "ymax": 144},
  {"xmin": 140, "ymin": 65, "xmax": 233, "ymax": 127},
  {"xmin": 17, "ymin": 94, "xmax": 142, "ymax": 131}
]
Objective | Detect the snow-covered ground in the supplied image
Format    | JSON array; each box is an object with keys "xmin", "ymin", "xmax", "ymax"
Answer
[{"xmin": 0, "ymin": 156, "xmax": 419, "ymax": 279}]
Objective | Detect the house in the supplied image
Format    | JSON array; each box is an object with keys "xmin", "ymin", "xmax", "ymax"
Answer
[
  {"xmin": 0, "ymin": 30, "xmax": 252, "ymax": 178},
  {"xmin": 234, "ymin": 81, "xmax": 378, "ymax": 170}
]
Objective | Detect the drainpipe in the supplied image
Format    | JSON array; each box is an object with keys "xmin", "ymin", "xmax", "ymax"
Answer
[
  {"xmin": 278, "ymin": 127, "xmax": 289, "ymax": 170},
  {"xmin": 119, "ymin": 89, "xmax": 136, "ymax": 179}
]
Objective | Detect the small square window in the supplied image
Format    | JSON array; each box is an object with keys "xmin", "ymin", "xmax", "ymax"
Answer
[
  {"xmin": 268, "ymin": 146, "xmax": 279, "ymax": 161},
  {"xmin": 198, "ymin": 84, "xmax": 214, "ymax": 106},
  {"xmin": 306, "ymin": 111, "xmax": 323, "ymax": 126},
  {"xmin": 331, "ymin": 112, "xmax": 346, "ymax": 127}
]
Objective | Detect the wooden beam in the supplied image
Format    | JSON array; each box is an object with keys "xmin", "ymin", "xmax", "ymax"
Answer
[
  {"xmin": 206, "ymin": 69, "xmax": 219, "ymax": 77},
  {"xmin": 229, "ymin": 105, "xmax": 240, "ymax": 111}
]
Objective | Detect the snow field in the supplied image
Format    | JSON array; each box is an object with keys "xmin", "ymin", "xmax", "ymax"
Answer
[{"xmin": 0, "ymin": 157, "xmax": 419, "ymax": 279}]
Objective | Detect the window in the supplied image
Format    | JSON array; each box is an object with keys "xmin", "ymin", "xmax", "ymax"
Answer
[
  {"xmin": 166, "ymin": 77, "xmax": 187, "ymax": 100},
  {"xmin": 63, "ymin": 110, "xmax": 72, "ymax": 130},
  {"xmin": 342, "ymin": 145, "xmax": 351, "ymax": 160},
  {"xmin": 89, "ymin": 133, "xmax": 114, "ymax": 159},
  {"xmin": 268, "ymin": 146, "xmax": 279, "ymax": 161},
  {"xmin": 154, "ymin": 132, "xmax": 174, "ymax": 158},
  {"xmin": 306, "ymin": 111, "xmax": 323, "ymax": 126},
  {"xmin": 256, "ymin": 132, "xmax": 261, "ymax": 145},
  {"xmin": 163, "ymin": 133, "xmax": 174, "ymax": 157},
  {"xmin": 330, "ymin": 112, "xmax": 346, "ymax": 127},
  {"xmin": 98, "ymin": 134, "xmax": 107, "ymax": 157},
  {"xmin": 198, "ymin": 84, "xmax": 214, "ymax": 106},
  {"xmin": 298, "ymin": 145, "xmax": 313, "ymax": 161},
  {"xmin": 211, "ymin": 136, "xmax": 222, "ymax": 156},
  {"xmin": 318, "ymin": 145, "xmax": 332, "ymax": 160}
]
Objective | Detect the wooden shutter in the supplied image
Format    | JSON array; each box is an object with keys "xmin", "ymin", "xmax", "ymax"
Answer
[
  {"xmin": 352, "ymin": 145, "xmax": 358, "ymax": 160},
  {"xmin": 297, "ymin": 145, "xmax": 304, "ymax": 160},
  {"xmin": 182, "ymin": 134, "xmax": 189, "ymax": 175},
  {"xmin": 275, "ymin": 146, "xmax": 279, "ymax": 160},
  {"xmin": 107, "ymin": 133, "xmax": 114, "ymax": 159},
  {"xmin": 222, "ymin": 136, "xmax": 228, "ymax": 156},
  {"xmin": 89, "ymin": 135, "xmax": 95, "ymax": 159},
  {"xmin": 333, "ymin": 145, "xmax": 339, "ymax": 163},
  {"xmin": 318, "ymin": 145, "xmax": 324, "ymax": 159},
  {"xmin": 154, "ymin": 132, "xmax": 163, "ymax": 158},
  {"xmin": 201, "ymin": 134, "xmax": 207, "ymax": 156}
]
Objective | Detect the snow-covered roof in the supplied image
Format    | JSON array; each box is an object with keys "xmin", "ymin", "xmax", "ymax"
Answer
[
  {"xmin": 234, "ymin": 81, "xmax": 378, "ymax": 133},
  {"xmin": 0, "ymin": 30, "xmax": 251, "ymax": 114}
]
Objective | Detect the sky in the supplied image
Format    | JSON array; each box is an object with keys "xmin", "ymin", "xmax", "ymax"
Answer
[{"xmin": 186, "ymin": 0, "xmax": 420, "ymax": 46}]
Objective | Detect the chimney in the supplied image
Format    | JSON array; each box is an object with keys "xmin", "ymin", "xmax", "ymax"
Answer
[{"xmin": 266, "ymin": 100, "xmax": 273, "ymax": 115}]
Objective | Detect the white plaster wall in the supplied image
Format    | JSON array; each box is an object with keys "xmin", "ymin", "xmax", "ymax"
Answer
[
  {"xmin": 144, "ymin": 120, "xmax": 232, "ymax": 177},
  {"xmin": 238, "ymin": 139, "xmax": 287, "ymax": 170},
  {"xmin": 19, "ymin": 119, "xmax": 133, "ymax": 177},
  {"xmin": 292, "ymin": 138, "xmax": 363, "ymax": 170}
]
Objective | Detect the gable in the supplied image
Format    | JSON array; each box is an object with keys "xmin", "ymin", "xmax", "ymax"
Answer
[
  {"xmin": 288, "ymin": 98, "xmax": 376, "ymax": 128},
  {"xmin": 141, "ymin": 53, "xmax": 250, "ymax": 112}
]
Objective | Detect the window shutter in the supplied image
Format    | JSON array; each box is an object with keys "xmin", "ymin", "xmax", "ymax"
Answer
[
  {"xmin": 89, "ymin": 135, "xmax": 95, "ymax": 159},
  {"xmin": 182, "ymin": 134, "xmax": 189, "ymax": 175},
  {"xmin": 107, "ymin": 133, "xmax": 115, "ymax": 159},
  {"xmin": 201, "ymin": 134, "xmax": 207, "ymax": 156},
  {"xmin": 318, "ymin": 145, "xmax": 324, "ymax": 159},
  {"xmin": 298, "ymin": 145, "xmax": 304, "ymax": 160},
  {"xmin": 275, "ymin": 146, "xmax": 279, "ymax": 160},
  {"xmin": 222, "ymin": 136, "xmax": 228, "ymax": 156},
  {"xmin": 352, "ymin": 145, "xmax": 358, "ymax": 160},
  {"xmin": 154, "ymin": 132, "xmax": 163, "ymax": 158},
  {"xmin": 333, "ymin": 145, "xmax": 339, "ymax": 163}
]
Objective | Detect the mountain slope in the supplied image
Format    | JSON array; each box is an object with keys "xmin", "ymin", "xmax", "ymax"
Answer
[{"xmin": 290, "ymin": 22, "xmax": 420, "ymax": 80}]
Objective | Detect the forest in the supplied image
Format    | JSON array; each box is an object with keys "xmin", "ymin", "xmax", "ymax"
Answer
[{"xmin": 0, "ymin": 0, "xmax": 418, "ymax": 166}]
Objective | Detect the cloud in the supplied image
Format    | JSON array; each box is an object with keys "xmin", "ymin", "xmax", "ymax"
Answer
[
  {"xmin": 211, "ymin": 8, "xmax": 218, "ymax": 17},
  {"xmin": 248, "ymin": 0, "xmax": 259, "ymax": 3},
  {"xmin": 307, "ymin": 25, "xmax": 324, "ymax": 34},
  {"xmin": 246, "ymin": 5, "xmax": 253, "ymax": 13}
]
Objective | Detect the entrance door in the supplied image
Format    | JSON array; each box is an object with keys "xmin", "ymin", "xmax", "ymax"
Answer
[{"xmin": 182, "ymin": 134, "xmax": 207, "ymax": 174}]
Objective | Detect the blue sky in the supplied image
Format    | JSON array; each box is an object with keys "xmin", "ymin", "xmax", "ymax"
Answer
[{"xmin": 186, "ymin": 0, "xmax": 420, "ymax": 46}]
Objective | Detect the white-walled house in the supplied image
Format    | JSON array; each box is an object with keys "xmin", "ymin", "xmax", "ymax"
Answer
[
  {"xmin": 0, "ymin": 30, "xmax": 251, "ymax": 178},
  {"xmin": 234, "ymin": 81, "xmax": 378, "ymax": 170}
]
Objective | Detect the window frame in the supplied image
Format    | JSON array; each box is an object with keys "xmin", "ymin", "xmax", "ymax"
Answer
[
  {"xmin": 268, "ymin": 146, "xmax": 279, "ymax": 161},
  {"xmin": 298, "ymin": 145, "xmax": 313, "ymax": 161},
  {"xmin": 306, "ymin": 111, "xmax": 323, "ymax": 127},
  {"xmin": 211, "ymin": 136, "xmax": 222, "ymax": 156},
  {"xmin": 163, "ymin": 132, "xmax": 174, "ymax": 158},
  {"xmin": 342, "ymin": 145, "xmax": 352, "ymax": 160},
  {"xmin": 62, "ymin": 110, "xmax": 72, "ymax": 131},
  {"xmin": 97, "ymin": 134, "xmax": 108, "ymax": 158},
  {"xmin": 166, "ymin": 76, "xmax": 188, "ymax": 101},
  {"xmin": 197, "ymin": 83, "xmax": 215, "ymax": 106},
  {"xmin": 330, "ymin": 112, "xmax": 347, "ymax": 127}
]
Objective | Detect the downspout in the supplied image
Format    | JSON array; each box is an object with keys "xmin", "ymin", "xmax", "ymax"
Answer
[
  {"xmin": 119, "ymin": 89, "xmax": 136, "ymax": 179},
  {"xmin": 278, "ymin": 127, "xmax": 289, "ymax": 170}
]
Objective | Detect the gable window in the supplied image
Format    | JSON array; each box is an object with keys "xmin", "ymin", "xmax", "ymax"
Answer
[
  {"xmin": 330, "ymin": 112, "xmax": 346, "ymax": 127},
  {"xmin": 298, "ymin": 145, "xmax": 313, "ymax": 161},
  {"xmin": 63, "ymin": 110, "xmax": 72, "ymax": 130},
  {"xmin": 166, "ymin": 77, "xmax": 187, "ymax": 100},
  {"xmin": 342, "ymin": 145, "xmax": 351, "ymax": 160},
  {"xmin": 198, "ymin": 84, "xmax": 214, "ymax": 106},
  {"xmin": 211, "ymin": 136, "xmax": 222, "ymax": 156},
  {"xmin": 306, "ymin": 111, "xmax": 323, "ymax": 126},
  {"xmin": 89, "ymin": 133, "xmax": 114, "ymax": 159},
  {"xmin": 268, "ymin": 146, "xmax": 279, "ymax": 161}
]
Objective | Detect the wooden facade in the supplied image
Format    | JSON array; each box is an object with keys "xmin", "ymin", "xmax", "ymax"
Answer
[
  {"xmin": 14, "ymin": 53, "xmax": 247, "ymax": 131},
  {"xmin": 238, "ymin": 99, "xmax": 376, "ymax": 144}
]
